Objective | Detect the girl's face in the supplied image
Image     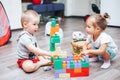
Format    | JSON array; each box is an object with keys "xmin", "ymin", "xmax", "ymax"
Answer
[
  {"xmin": 85, "ymin": 20, "xmax": 95, "ymax": 35},
  {"xmin": 25, "ymin": 15, "xmax": 39, "ymax": 35}
]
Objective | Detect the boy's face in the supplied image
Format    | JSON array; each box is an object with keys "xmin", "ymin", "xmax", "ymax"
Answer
[{"xmin": 24, "ymin": 15, "xmax": 39, "ymax": 35}]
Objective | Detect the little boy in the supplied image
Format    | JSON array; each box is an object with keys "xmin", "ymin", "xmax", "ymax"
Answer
[{"xmin": 17, "ymin": 10, "xmax": 51, "ymax": 72}]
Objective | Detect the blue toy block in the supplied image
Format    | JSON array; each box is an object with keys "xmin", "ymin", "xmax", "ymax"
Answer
[
  {"xmin": 85, "ymin": 55, "xmax": 89, "ymax": 63},
  {"xmin": 66, "ymin": 61, "xmax": 70, "ymax": 69},
  {"xmin": 54, "ymin": 73, "xmax": 59, "ymax": 78},
  {"xmin": 55, "ymin": 69, "xmax": 66, "ymax": 74},
  {"xmin": 62, "ymin": 58, "xmax": 68, "ymax": 61},
  {"xmin": 67, "ymin": 56, "xmax": 74, "ymax": 61},
  {"xmin": 74, "ymin": 61, "xmax": 81, "ymax": 68}
]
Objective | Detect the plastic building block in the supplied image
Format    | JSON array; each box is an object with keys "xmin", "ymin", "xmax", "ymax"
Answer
[
  {"xmin": 49, "ymin": 19, "xmax": 90, "ymax": 78},
  {"xmin": 51, "ymin": 18, "xmax": 56, "ymax": 27},
  {"xmin": 62, "ymin": 61, "xmax": 67, "ymax": 69},
  {"xmin": 81, "ymin": 60, "xmax": 89, "ymax": 68},
  {"xmin": 52, "ymin": 55, "xmax": 89, "ymax": 78},
  {"xmin": 59, "ymin": 73, "xmax": 70, "ymax": 78},
  {"xmin": 54, "ymin": 57, "xmax": 62, "ymax": 69},
  {"xmin": 70, "ymin": 61, "xmax": 74, "ymax": 69},
  {"xmin": 50, "ymin": 43, "xmax": 55, "ymax": 51},
  {"xmin": 55, "ymin": 69, "xmax": 66, "ymax": 74},
  {"xmin": 49, "ymin": 18, "xmax": 61, "ymax": 51},
  {"xmin": 55, "ymin": 24, "xmax": 59, "ymax": 32},
  {"xmin": 50, "ymin": 35, "xmax": 60, "ymax": 43},
  {"xmin": 74, "ymin": 68, "xmax": 81, "ymax": 73},
  {"xmin": 50, "ymin": 35, "xmax": 60, "ymax": 51}
]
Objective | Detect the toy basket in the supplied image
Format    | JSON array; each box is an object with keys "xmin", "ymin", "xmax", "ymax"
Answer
[{"xmin": 71, "ymin": 39, "xmax": 86, "ymax": 55}]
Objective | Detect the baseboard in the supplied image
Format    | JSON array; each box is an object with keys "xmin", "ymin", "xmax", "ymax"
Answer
[
  {"xmin": 108, "ymin": 25, "xmax": 120, "ymax": 28},
  {"xmin": 64, "ymin": 16, "xmax": 85, "ymax": 19},
  {"xmin": 11, "ymin": 28, "xmax": 23, "ymax": 31}
]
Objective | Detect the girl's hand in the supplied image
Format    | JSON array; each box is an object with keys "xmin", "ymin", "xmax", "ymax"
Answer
[{"xmin": 80, "ymin": 50, "xmax": 89, "ymax": 55}]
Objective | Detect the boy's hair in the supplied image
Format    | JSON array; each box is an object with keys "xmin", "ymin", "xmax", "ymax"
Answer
[
  {"xmin": 89, "ymin": 13, "xmax": 110, "ymax": 30},
  {"xmin": 21, "ymin": 10, "xmax": 39, "ymax": 27}
]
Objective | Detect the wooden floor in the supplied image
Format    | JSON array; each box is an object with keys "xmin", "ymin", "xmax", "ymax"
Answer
[{"xmin": 0, "ymin": 18, "xmax": 120, "ymax": 80}]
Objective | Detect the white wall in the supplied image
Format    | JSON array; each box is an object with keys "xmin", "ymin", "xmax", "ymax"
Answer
[
  {"xmin": 0, "ymin": 0, "xmax": 22, "ymax": 30},
  {"xmin": 64, "ymin": 0, "xmax": 91, "ymax": 16},
  {"xmin": 89, "ymin": 0, "xmax": 100, "ymax": 15},
  {"xmin": 101, "ymin": 0, "xmax": 120, "ymax": 26},
  {"xmin": 54, "ymin": 0, "xmax": 101, "ymax": 16}
]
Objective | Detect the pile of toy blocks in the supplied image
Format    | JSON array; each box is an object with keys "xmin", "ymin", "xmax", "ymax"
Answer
[
  {"xmin": 50, "ymin": 18, "xmax": 60, "ymax": 51},
  {"xmin": 51, "ymin": 55, "xmax": 89, "ymax": 78}
]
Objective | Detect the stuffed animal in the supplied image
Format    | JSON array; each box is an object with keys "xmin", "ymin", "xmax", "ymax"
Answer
[{"xmin": 72, "ymin": 31, "xmax": 85, "ymax": 40}]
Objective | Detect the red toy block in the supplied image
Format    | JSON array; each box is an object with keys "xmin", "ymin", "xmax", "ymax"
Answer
[
  {"xmin": 79, "ymin": 68, "xmax": 89, "ymax": 76},
  {"xmin": 66, "ymin": 69, "xmax": 74, "ymax": 74},
  {"xmin": 66, "ymin": 68, "xmax": 89, "ymax": 77}
]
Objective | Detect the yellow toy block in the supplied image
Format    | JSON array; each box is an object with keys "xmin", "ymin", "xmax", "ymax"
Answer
[
  {"xmin": 56, "ymin": 53, "xmax": 67, "ymax": 58},
  {"xmin": 50, "ymin": 51, "xmax": 67, "ymax": 58},
  {"xmin": 59, "ymin": 73, "xmax": 70, "ymax": 78},
  {"xmin": 50, "ymin": 47, "xmax": 67, "ymax": 58}
]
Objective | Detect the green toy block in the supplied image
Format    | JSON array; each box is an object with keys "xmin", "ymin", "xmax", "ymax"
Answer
[
  {"xmin": 81, "ymin": 60, "xmax": 89, "ymax": 68},
  {"xmin": 51, "ymin": 18, "xmax": 56, "ymax": 27},
  {"xmin": 50, "ymin": 35, "xmax": 60, "ymax": 51},
  {"xmin": 50, "ymin": 43, "xmax": 55, "ymax": 51},
  {"xmin": 70, "ymin": 61, "xmax": 74, "ymax": 69},
  {"xmin": 50, "ymin": 35, "xmax": 60, "ymax": 43},
  {"xmin": 50, "ymin": 57, "xmax": 53, "ymax": 62},
  {"xmin": 54, "ymin": 56, "xmax": 63, "ymax": 70}
]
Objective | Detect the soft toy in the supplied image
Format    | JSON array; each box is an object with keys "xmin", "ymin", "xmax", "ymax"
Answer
[{"xmin": 72, "ymin": 31, "xmax": 85, "ymax": 40}]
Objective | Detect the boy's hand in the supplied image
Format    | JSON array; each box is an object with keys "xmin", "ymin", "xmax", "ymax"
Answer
[
  {"xmin": 50, "ymin": 52, "xmax": 58, "ymax": 58},
  {"xmin": 43, "ymin": 56, "xmax": 50, "ymax": 59}
]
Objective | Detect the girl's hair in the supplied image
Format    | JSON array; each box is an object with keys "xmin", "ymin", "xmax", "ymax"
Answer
[{"xmin": 92, "ymin": 13, "xmax": 110, "ymax": 30}]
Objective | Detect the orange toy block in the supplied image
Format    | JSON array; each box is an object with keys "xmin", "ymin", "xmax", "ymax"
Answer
[
  {"xmin": 74, "ymin": 68, "xmax": 81, "ymax": 73},
  {"xmin": 50, "ymin": 27, "xmax": 55, "ymax": 36},
  {"xmin": 55, "ymin": 24, "xmax": 59, "ymax": 32},
  {"xmin": 62, "ymin": 61, "xmax": 67, "ymax": 69}
]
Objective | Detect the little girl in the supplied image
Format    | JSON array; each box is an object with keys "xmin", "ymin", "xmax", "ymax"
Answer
[{"xmin": 81, "ymin": 13, "xmax": 118, "ymax": 69}]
